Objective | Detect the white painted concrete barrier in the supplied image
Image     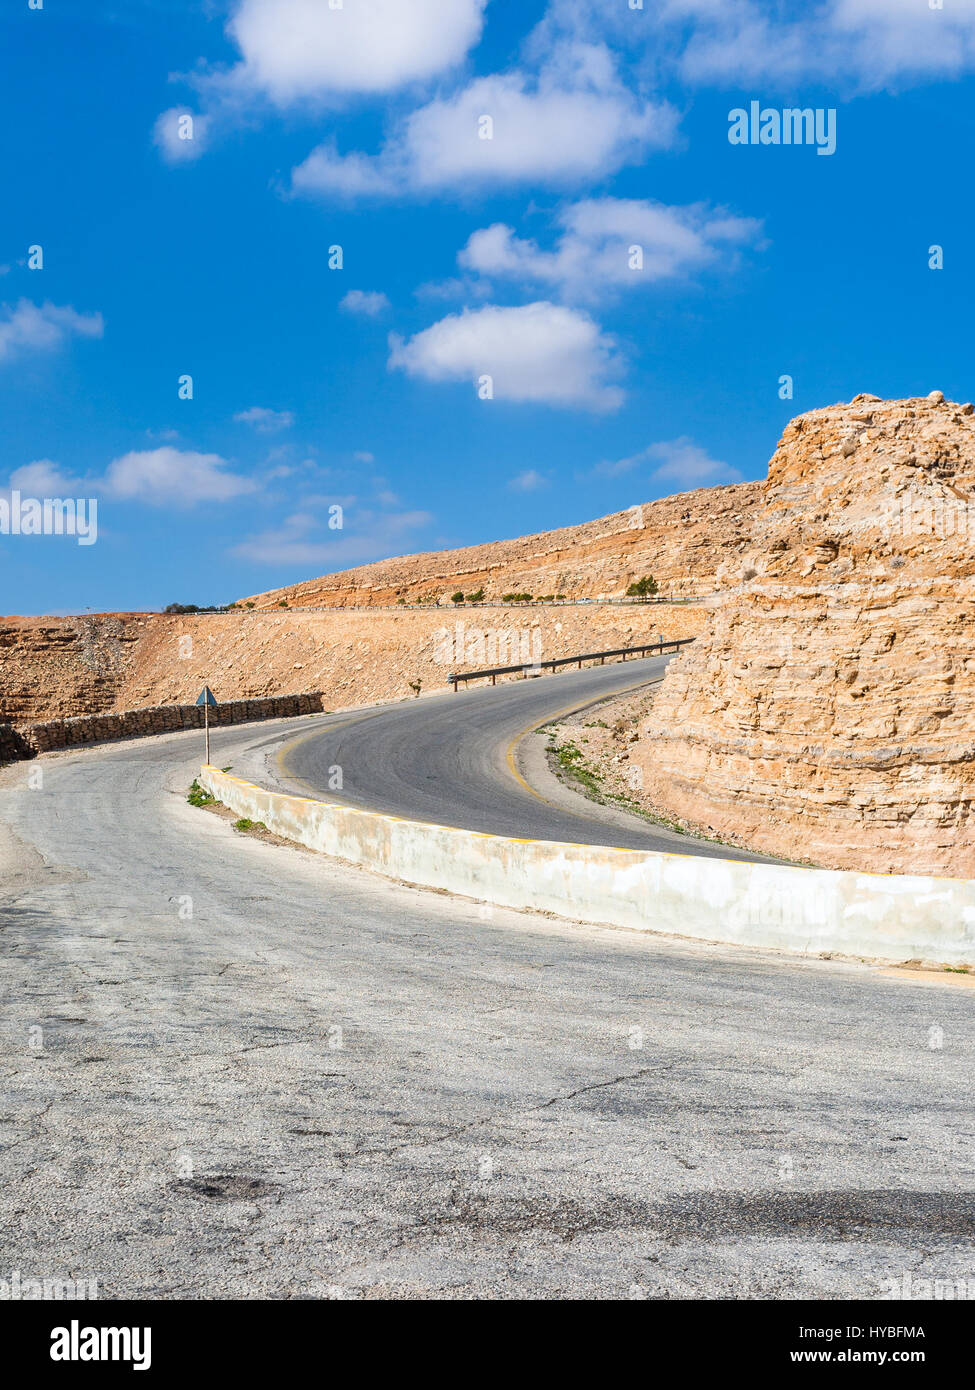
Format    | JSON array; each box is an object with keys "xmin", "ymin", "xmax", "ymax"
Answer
[{"xmin": 200, "ymin": 766, "xmax": 975, "ymax": 966}]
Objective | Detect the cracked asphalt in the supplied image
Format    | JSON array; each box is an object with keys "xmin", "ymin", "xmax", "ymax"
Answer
[{"xmin": 0, "ymin": 706, "xmax": 973, "ymax": 1299}]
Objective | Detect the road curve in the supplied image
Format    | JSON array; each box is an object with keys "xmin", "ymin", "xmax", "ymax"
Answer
[
  {"xmin": 0, "ymin": 716, "xmax": 972, "ymax": 1298},
  {"xmin": 268, "ymin": 657, "xmax": 773, "ymax": 862}
]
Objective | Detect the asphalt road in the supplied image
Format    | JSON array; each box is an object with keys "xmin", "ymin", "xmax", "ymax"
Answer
[
  {"xmin": 269, "ymin": 658, "xmax": 773, "ymax": 861},
  {"xmin": 0, "ymin": 702, "xmax": 972, "ymax": 1300}
]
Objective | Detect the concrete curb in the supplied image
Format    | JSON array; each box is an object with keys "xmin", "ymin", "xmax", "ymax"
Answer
[{"xmin": 199, "ymin": 766, "xmax": 975, "ymax": 966}]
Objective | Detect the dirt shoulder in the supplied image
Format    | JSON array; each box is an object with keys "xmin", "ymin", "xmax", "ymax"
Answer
[{"xmin": 542, "ymin": 684, "xmax": 801, "ymax": 860}]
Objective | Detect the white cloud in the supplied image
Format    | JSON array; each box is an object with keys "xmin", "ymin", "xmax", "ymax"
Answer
[
  {"xmin": 7, "ymin": 459, "xmax": 87, "ymax": 495},
  {"xmin": 0, "ymin": 300, "xmax": 103, "ymax": 362},
  {"xmin": 388, "ymin": 301, "xmax": 624, "ymax": 411},
  {"xmin": 234, "ymin": 406, "xmax": 295, "ymax": 432},
  {"xmin": 0, "ymin": 461, "xmax": 91, "ymax": 524},
  {"xmin": 223, "ymin": 0, "xmax": 486, "ymax": 104},
  {"xmin": 513, "ymin": 0, "xmax": 975, "ymax": 90},
  {"xmin": 11, "ymin": 460, "xmax": 76, "ymax": 491},
  {"xmin": 232, "ymin": 505, "xmax": 433, "ymax": 567},
  {"xmin": 669, "ymin": 0, "xmax": 975, "ymax": 89},
  {"xmin": 289, "ymin": 142, "xmax": 400, "ymax": 196},
  {"xmin": 508, "ymin": 469, "xmax": 549, "ymax": 492},
  {"xmin": 103, "ymin": 448, "xmax": 257, "ymax": 506},
  {"xmin": 292, "ymin": 41, "xmax": 677, "ymax": 198},
  {"xmin": 459, "ymin": 198, "xmax": 762, "ymax": 302},
  {"xmin": 153, "ymin": 108, "xmax": 209, "ymax": 163},
  {"xmin": 340, "ymin": 289, "xmax": 391, "ymax": 317},
  {"xmin": 160, "ymin": 0, "xmax": 975, "ymax": 178},
  {"xmin": 597, "ymin": 437, "xmax": 743, "ymax": 488},
  {"xmin": 4, "ymin": 448, "xmax": 256, "ymax": 511}
]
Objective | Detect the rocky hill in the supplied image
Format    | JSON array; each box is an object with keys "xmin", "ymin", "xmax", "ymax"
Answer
[
  {"xmin": 238, "ymin": 482, "xmax": 762, "ymax": 608},
  {"xmin": 1, "ymin": 479, "xmax": 752, "ymax": 723},
  {"xmin": 632, "ymin": 392, "xmax": 975, "ymax": 877},
  {"xmin": 0, "ymin": 606, "xmax": 706, "ymax": 725}
]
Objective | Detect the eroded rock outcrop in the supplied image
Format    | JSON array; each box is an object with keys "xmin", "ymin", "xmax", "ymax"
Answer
[
  {"xmin": 636, "ymin": 393, "xmax": 975, "ymax": 876},
  {"xmin": 0, "ymin": 615, "xmax": 146, "ymax": 721}
]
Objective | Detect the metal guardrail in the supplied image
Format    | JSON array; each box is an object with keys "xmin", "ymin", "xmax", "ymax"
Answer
[{"xmin": 447, "ymin": 637, "xmax": 694, "ymax": 690}]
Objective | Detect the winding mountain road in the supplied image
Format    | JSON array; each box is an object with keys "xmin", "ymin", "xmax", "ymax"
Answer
[
  {"xmin": 0, "ymin": 665, "xmax": 971, "ymax": 1299},
  {"xmin": 263, "ymin": 656, "xmax": 774, "ymax": 860}
]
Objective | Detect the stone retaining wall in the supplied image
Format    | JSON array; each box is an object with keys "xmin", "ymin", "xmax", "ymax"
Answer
[{"xmin": 0, "ymin": 693, "xmax": 324, "ymax": 760}]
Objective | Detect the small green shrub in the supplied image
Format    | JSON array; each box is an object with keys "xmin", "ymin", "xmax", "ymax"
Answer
[
  {"xmin": 187, "ymin": 779, "xmax": 216, "ymax": 808},
  {"xmin": 626, "ymin": 575, "xmax": 658, "ymax": 598}
]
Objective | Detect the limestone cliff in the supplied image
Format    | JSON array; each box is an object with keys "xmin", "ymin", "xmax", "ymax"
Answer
[{"xmin": 635, "ymin": 392, "xmax": 975, "ymax": 876}]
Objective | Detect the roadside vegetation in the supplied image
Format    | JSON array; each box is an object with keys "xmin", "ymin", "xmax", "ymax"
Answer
[
  {"xmin": 543, "ymin": 726, "xmax": 738, "ymax": 849},
  {"xmin": 187, "ymin": 780, "xmax": 277, "ymax": 841},
  {"xmin": 187, "ymin": 779, "xmax": 216, "ymax": 808},
  {"xmin": 165, "ymin": 602, "xmax": 236, "ymax": 614}
]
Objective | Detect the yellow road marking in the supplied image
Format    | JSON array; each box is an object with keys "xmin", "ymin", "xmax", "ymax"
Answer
[{"xmin": 504, "ymin": 676, "xmax": 665, "ymax": 812}]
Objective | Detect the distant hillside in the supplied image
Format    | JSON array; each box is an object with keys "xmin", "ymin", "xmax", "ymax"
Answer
[{"xmin": 238, "ymin": 481, "xmax": 762, "ymax": 609}]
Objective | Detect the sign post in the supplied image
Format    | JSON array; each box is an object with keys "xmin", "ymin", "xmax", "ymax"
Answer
[{"xmin": 196, "ymin": 686, "xmax": 217, "ymax": 765}]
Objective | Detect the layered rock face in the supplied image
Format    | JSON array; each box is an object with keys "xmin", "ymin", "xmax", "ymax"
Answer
[
  {"xmin": 0, "ymin": 615, "xmax": 146, "ymax": 721},
  {"xmin": 637, "ymin": 393, "xmax": 975, "ymax": 877},
  {"xmin": 239, "ymin": 482, "xmax": 762, "ymax": 608}
]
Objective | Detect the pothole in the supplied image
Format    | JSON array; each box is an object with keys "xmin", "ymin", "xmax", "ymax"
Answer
[{"xmin": 172, "ymin": 1174, "xmax": 281, "ymax": 1203}]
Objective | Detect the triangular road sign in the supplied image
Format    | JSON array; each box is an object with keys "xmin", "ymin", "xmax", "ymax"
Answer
[{"xmin": 195, "ymin": 686, "xmax": 217, "ymax": 707}]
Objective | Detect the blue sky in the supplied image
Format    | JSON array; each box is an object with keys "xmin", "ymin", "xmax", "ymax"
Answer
[{"xmin": 2, "ymin": 0, "xmax": 973, "ymax": 614}]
